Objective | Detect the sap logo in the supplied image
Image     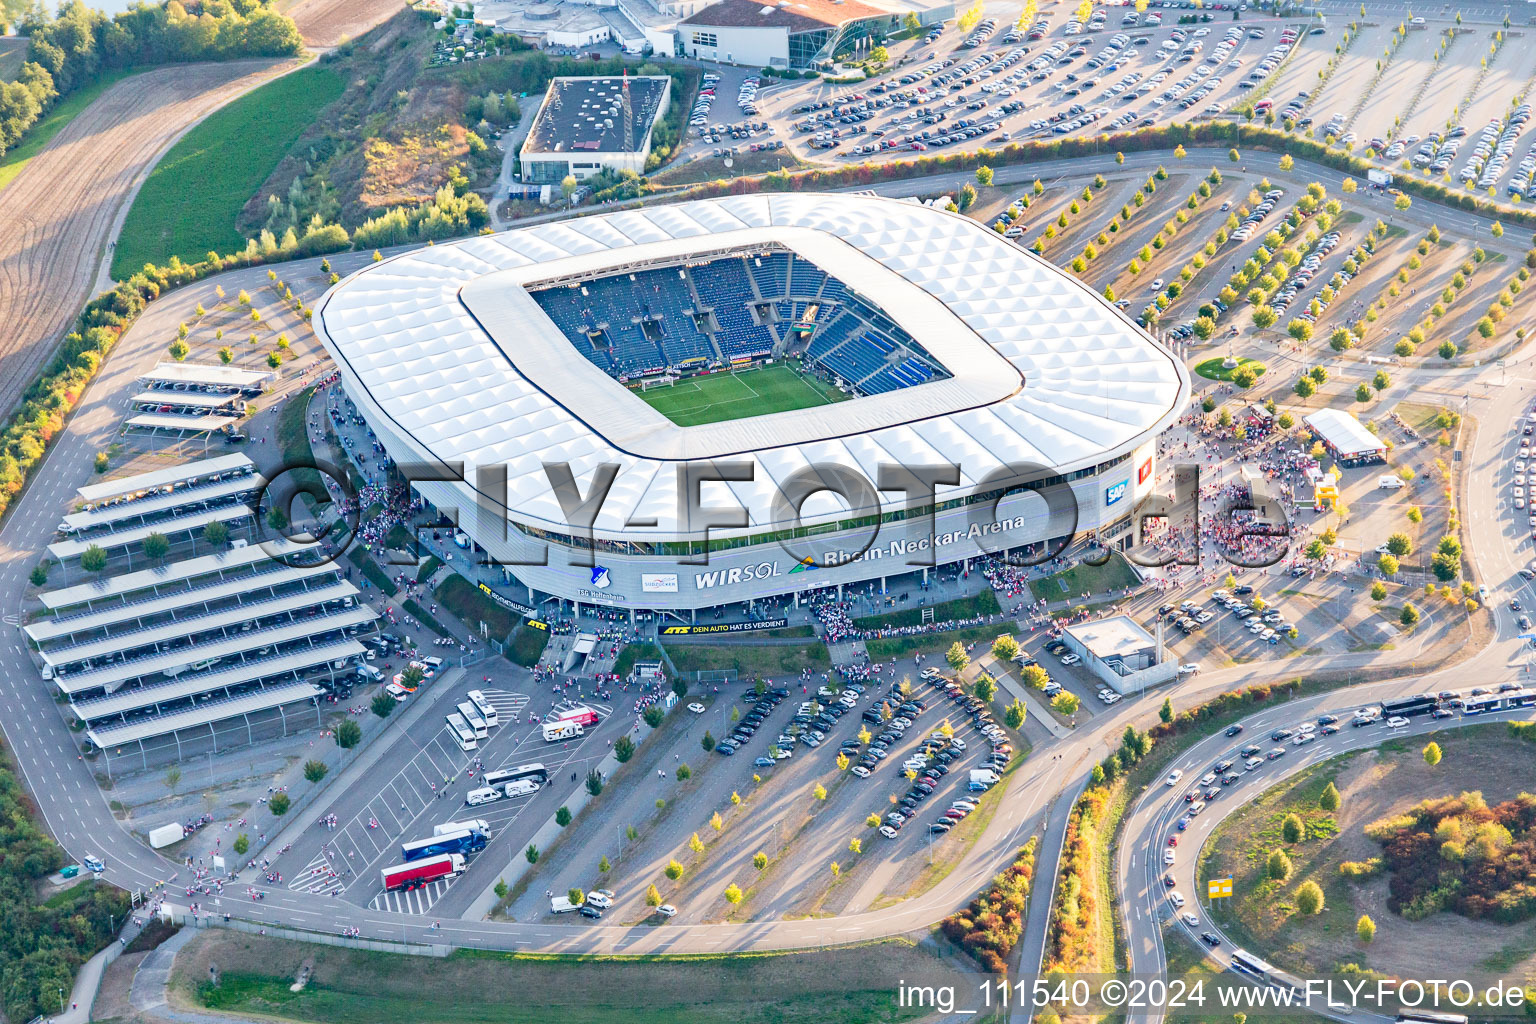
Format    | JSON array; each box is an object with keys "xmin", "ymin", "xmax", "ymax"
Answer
[
  {"xmin": 694, "ymin": 562, "xmax": 783, "ymax": 589},
  {"xmin": 590, "ymin": 566, "xmax": 612, "ymax": 589},
  {"xmin": 1105, "ymin": 481, "xmax": 1128, "ymax": 506}
]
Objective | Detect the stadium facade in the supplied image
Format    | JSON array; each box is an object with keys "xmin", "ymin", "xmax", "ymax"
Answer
[{"xmin": 314, "ymin": 194, "xmax": 1189, "ymax": 619}]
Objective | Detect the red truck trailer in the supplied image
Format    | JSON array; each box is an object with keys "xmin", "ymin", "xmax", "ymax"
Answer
[
  {"xmin": 557, "ymin": 705, "xmax": 600, "ymax": 727},
  {"xmin": 381, "ymin": 852, "xmax": 464, "ymax": 892}
]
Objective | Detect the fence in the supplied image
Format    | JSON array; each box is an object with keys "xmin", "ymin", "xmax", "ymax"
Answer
[
  {"xmin": 199, "ymin": 914, "xmax": 449, "ymax": 956},
  {"xmin": 694, "ymin": 669, "xmax": 738, "ymax": 685}
]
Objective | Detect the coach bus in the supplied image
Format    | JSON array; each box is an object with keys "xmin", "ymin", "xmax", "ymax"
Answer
[
  {"xmin": 466, "ymin": 689, "xmax": 499, "ymax": 727},
  {"xmin": 1396, "ymin": 1014, "xmax": 1468, "ymax": 1024},
  {"xmin": 445, "ymin": 713, "xmax": 478, "ymax": 752},
  {"xmin": 400, "ymin": 828, "xmax": 487, "ymax": 862},
  {"xmin": 1227, "ymin": 949, "xmax": 1276, "ymax": 981},
  {"xmin": 1381, "ymin": 694, "xmax": 1441, "ymax": 718},
  {"xmin": 456, "ymin": 701, "xmax": 489, "ymax": 739},
  {"xmin": 483, "ymin": 762, "xmax": 548, "ymax": 789}
]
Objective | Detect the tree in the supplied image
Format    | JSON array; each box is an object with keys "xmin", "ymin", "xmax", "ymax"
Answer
[
  {"xmin": 866, "ymin": 813, "xmax": 882, "ymax": 828},
  {"xmin": 555, "ymin": 806, "xmax": 573, "ymax": 827},
  {"xmin": 1370, "ymin": 581, "xmax": 1387, "ymax": 601},
  {"xmin": 1319, "ymin": 781, "xmax": 1341, "ymax": 812},
  {"xmin": 645, "ymin": 883, "xmax": 662, "ymax": 906},
  {"xmin": 303, "ymin": 759, "xmax": 328, "ymax": 783},
  {"xmin": 1021, "ymin": 665, "xmax": 1050, "ymax": 690},
  {"xmin": 1253, "ymin": 305, "xmax": 1278, "ymax": 329},
  {"xmin": 371, "ymin": 693, "xmax": 395, "ymax": 718},
  {"xmin": 1296, "ymin": 879, "xmax": 1325, "ymax": 915},
  {"xmin": 957, "ymin": 183, "xmax": 977, "ymax": 211},
  {"xmin": 169, "ymin": 339, "xmax": 189, "ymax": 361},
  {"xmin": 753, "ymin": 851, "xmax": 769, "ymax": 870},
  {"xmin": 724, "ymin": 883, "xmax": 744, "ymax": 904},
  {"xmin": 1052, "ymin": 691, "xmax": 1080, "ymax": 716},
  {"xmin": 336, "ymin": 719, "xmax": 361, "ymax": 750},
  {"xmin": 1394, "ymin": 193, "xmax": 1412, "ymax": 212},
  {"xmin": 80, "ymin": 544, "xmax": 107, "ymax": 574},
  {"xmin": 1378, "ymin": 553, "xmax": 1399, "ymax": 576},
  {"xmin": 836, "ymin": 752, "xmax": 850, "ymax": 771},
  {"xmin": 1193, "ymin": 316, "xmax": 1216, "ymax": 340},
  {"xmin": 142, "ymin": 532, "xmax": 169, "ymax": 562},
  {"xmin": 1267, "ymin": 848, "xmax": 1293, "ymax": 881},
  {"xmin": 688, "ymin": 832, "xmax": 705, "ymax": 854},
  {"xmin": 812, "ymin": 782, "xmax": 827, "ymax": 801},
  {"xmin": 1423, "ymin": 741, "xmax": 1442, "ymax": 766},
  {"xmin": 1355, "ymin": 383, "xmax": 1373, "ymax": 403},
  {"xmin": 494, "ymin": 879, "xmax": 509, "ymax": 900},
  {"xmin": 204, "ymin": 521, "xmax": 229, "ymax": 549},
  {"xmin": 567, "ymin": 888, "xmax": 585, "ymax": 906},
  {"xmin": 526, "ymin": 844, "xmax": 540, "ymax": 864},
  {"xmin": 1004, "ymin": 699, "xmax": 1026, "ymax": 729},
  {"xmin": 701, "ymin": 730, "xmax": 716, "ymax": 752},
  {"xmin": 233, "ymin": 833, "xmax": 250, "ymax": 855},
  {"xmin": 946, "ymin": 642, "xmax": 970, "ymax": 671},
  {"xmin": 1438, "ymin": 340, "xmax": 1458, "ymax": 360},
  {"xmin": 1293, "ymin": 375, "xmax": 1316, "ymax": 401},
  {"xmin": 269, "ymin": 792, "xmax": 290, "ymax": 815},
  {"xmin": 614, "ymin": 735, "xmax": 635, "ymax": 762},
  {"xmin": 870, "ymin": 43, "xmax": 890, "ymax": 63},
  {"xmin": 991, "ymin": 634, "xmax": 1020, "ymax": 661},
  {"xmin": 561, "ymin": 175, "xmax": 579, "ymax": 201},
  {"xmin": 676, "ymin": 763, "xmax": 691, "ymax": 781},
  {"xmin": 1357, "ymin": 914, "xmax": 1376, "ymax": 943},
  {"xmin": 1386, "ymin": 532, "xmax": 1412, "ymax": 556},
  {"xmin": 1289, "ymin": 319, "xmax": 1313, "ymax": 344},
  {"xmin": 1401, "ymin": 603, "xmax": 1421, "ymax": 628},
  {"xmin": 28, "ymin": 563, "xmax": 47, "ymax": 587},
  {"xmin": 1159, "ymin": 697, "xmax": 1173, "ymax": 724},
  {"xmin": 586, "ymin": 770, "xmax": 604, "ymax": 796},
  {"xmin": 710, "ymin": 811, "xmax": 724, "ymax": 832},
  {"xmin": 1281, "ymin": 813, "xmax": 1305, "ymax": 843},
  {"xmin": 976, "ymin": 165, "xmax": 994, "ymax": 187},
  {"xmin": 1373, "ymin": 369, "xmax": 1392, "ymax": 392},
  {"xmin": 672, "ymin": 678, "xmax": 689, "ymax": 699},
  {"xmin": 643, "ymin": 706, "xmax": 665, "ymax": 728},
  {"xmin": 974, "ymin": 674, "xmax": 996, "ymax": 703}
]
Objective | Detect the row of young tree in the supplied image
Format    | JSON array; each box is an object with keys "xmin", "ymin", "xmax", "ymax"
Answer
[{"xmin": 0, "ymin": 0, "xmax": 303, "ymax": 160}]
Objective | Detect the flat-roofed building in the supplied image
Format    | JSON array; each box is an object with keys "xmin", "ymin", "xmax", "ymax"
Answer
[
  {"xmin": 679, "ymin": 0, "xmax": 895, "ymax": 69},
  {"xmin": 1064, "ymin": 614, "xmax": 1176, "ymax": 694},
  {"xmin": 519, "ymin": 75, "xmax": 671, "ymax": 185}
]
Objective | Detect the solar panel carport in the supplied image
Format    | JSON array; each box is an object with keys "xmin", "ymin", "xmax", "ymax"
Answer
[
  {"xmin": 39, "ymin": 580, "xmax": 361, "ymax": 667},
  {"xmin": 53, "ymin": 605, "xmax": 378, "ymax": 696},
  {"xmin": 62, "ymin": 472, "xmax": 264, "ymax": 533},
  {"xmin": 40, "ymin": 539, "xmax": 319, "ymax": 611},
  {"xmin": 27, "ymin": 561, "xmax": 341, "ymax": 643},
  {"xmin": 86, "ymin": 682, "xmax": 325, "ymax": 773},
  {"xmin": 48, "ymin": 505, "xmax": 253, "ymax": 562}
]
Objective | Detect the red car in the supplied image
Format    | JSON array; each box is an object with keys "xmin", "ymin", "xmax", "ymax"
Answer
[{"xmin": 1167, "ymin": 835, "xmax": 1179, "ymax": 847}]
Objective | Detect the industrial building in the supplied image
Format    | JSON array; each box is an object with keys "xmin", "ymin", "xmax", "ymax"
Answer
[{"xmin": 519, "ymin": 75, "xmax": 671, "ymax": 185}]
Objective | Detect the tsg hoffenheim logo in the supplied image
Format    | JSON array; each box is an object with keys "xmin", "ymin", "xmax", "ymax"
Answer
[{"xmin": 590, "ymin": 566, "xmax": 612, "ymax": 589}]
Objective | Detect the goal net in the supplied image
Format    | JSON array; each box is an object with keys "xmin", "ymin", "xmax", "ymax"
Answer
[{"xmin": 640, "ymin": 375, "xmax": 678, "ymax": 392}]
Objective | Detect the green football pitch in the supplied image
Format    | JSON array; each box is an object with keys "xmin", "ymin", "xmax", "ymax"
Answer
[{"xmin": 637, "ymin": 363, "xmax": 848, "ymax": 426}]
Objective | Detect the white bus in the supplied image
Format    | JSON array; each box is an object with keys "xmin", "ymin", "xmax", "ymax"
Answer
[
  {"xmin": 466, "ymin": 689, "xmax": 498, "ymax": 727},
  {"xmin": 483, "ymin": 763, "xmax": 548, "ymax": 788},
  {"xmin": 1228, "ymin": 949, "xmax": 1275, "ymax": 980},
  {"xmin": 446, "ymin": 713, "xmax": 478, "ymax": 752},
  {"xmin": 456, "ymin": 701, "xmax": 489, "ymax": 739}
]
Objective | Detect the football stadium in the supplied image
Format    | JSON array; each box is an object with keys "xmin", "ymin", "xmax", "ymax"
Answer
[{"xmin": 313, "ymin": 193, "xmax": 1189, "ymax": 617}]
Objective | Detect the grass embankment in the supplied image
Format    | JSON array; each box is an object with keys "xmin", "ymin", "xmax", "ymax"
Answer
[
  {"xmin": 507, "ymin": 622, "xmax": 551, "ymax": 667},
  {"xmin": 851, "ymin": 590, "xmax": 1000, "ymax": 631},
  {"xmin": 664, "ymin": 642, "xmax": 830, "ymax": 678},
  {"xmin": 435, "ymin": 573, "xmax": 518, "ymax": 639},
  {"xmin": 1027, "ymin": 552, "xmax": 1140, "ymax": 604},
  {"xmin": 864, "ymin": 623, "xmax": 998, "ymax": 662},
  {"xmin": 275, "ymin": 385, "xmax": 325, "ymax": 508},
  {"xmin": 179, "ymin": 930, "xmax": 940, "ymax": 1024},
  {"xmin": 0, "ymin": 68, "xmax": 140, "ymax": 194},
  {"xmin": 112, "ymin": 63, "xmax": 345, "ymax": 277}
]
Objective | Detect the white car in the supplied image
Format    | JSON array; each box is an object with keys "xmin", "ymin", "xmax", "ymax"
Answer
[
  {"xmin": 656, "ymin": 904, "xmax": 678, "ymax": 918},
  {"xmin": 687, "ymin": 702, "xmax": 706, "ymax": 714},
  {"xmin": 1163, "ymin": 848, "xmax": 1177, "ymax": 865},
  {"xmin": 585, "ymin": 892, "xmax": 613, "ymax": 909},
  {"xmin": 1166, "ymin": 769, "xmax": 1184, "ymax": 786},
  {"xmin": 1060, "ymin": 653, "xmax": 1082, "ymax": 666},
  {"xmin": 1178, "ymin": 663, "xmax": 1200, "ymax": 675},
  {"xmin": 1170, "ymin": 890, "xmax": 1186, "ymax": 908},
  {"xmin": 920, "ymin": 667, "xmax": 943, "ymax": 679},
  {"xmin": 1182, "ymin": 911, "xmax": 1199, "ymax": 927},
  {"xmin": 1386, "ymin": 716, "xmax": 1410, "ymax": 729},
  {"xmin": 851, "ymin": 765, "xmax": 872, "ymax": 778},
  {"xmin": 879, "ymin": 825, "xmax": 900, "ymax": 839}
]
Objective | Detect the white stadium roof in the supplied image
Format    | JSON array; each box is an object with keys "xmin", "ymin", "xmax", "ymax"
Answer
[{"xmin": 315, "ymin": 194, "xmax": 1188, "ymax": 540}]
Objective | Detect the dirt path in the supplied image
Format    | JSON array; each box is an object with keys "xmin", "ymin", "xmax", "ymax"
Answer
[{"xmin": 0, "ymin": 59, "xmax": 291, "ymax": 428}]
